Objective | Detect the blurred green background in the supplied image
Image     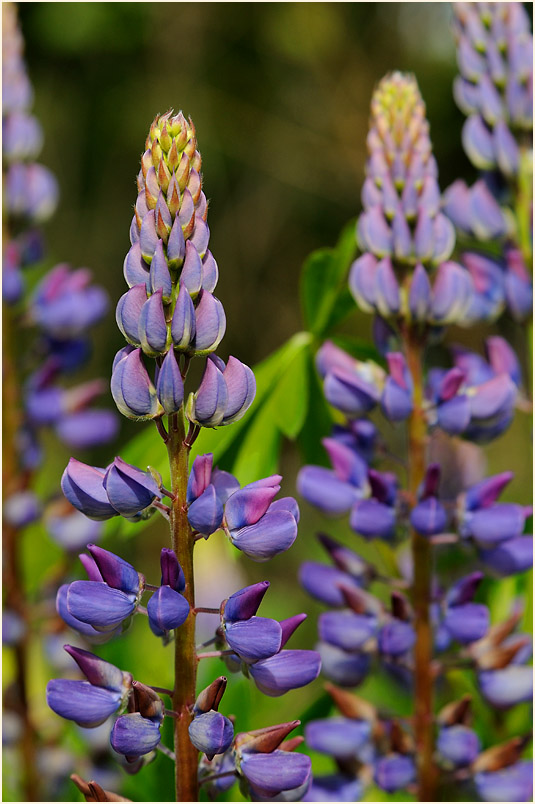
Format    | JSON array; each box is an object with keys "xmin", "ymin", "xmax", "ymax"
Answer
[{"xmin": 4, "ymin": 3, "xmax": 532, "ymax": 801}]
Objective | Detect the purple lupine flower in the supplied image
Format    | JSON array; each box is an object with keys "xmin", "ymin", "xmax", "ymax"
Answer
[
  {"xmin": 64, "ymin": 546, "xmax": 143, "ymax": 633},
  {"xmin": 475, "ymin": 760, "xmax": 533, "ymax": 802},
  {"xmin": 221, "ymin": 581, "xmax": 270, "ymax": 621},
  {"xmin": 305, "ymin": 718, "xmax": 371, "ymax": 759},
  {"xmin": 30, "ymin": 265, "xmax": 108, "ymax": 338},
  {"xmin": 188, "ymin": 711, "xmax": 234, "ymax": 760},
  {"xmin": 453, "ymin": 3, "xmax": 533, "ymax": 177},
  {"xmin": 46, "ymin": 646, "xmax": 132, "ymax": 727},
  {"xmin": 110, "ymin": 713, "xmax": 161, "ymax": 758},
  {"xmin": 478, "ymin": 665, "xmax": 533, "ymax": 708},
  {"xmin": 222, "ymin": 475, "xmax": 299, "ymax": 561},
  {"xmin": 187, "ymin": 355, "xmax": 255, "ymax": 428},
  {"xmin": 437, "ymin": 725, "xmax": 480, "ymax": 768},
  {"xmin": 61, "ymin": 460, "xmax": 118, "ymax": 520},
  {"xmin": 297, "ymin": 435, "xmax": 370, "ymax": 515},
  {"xmin": 410, "ymin": 464, "xmax": 447, "ymax": 537},
  {"xmin": 146, "ymin": 549, "xmax": 189, "ymax": 638},
  {"xmin": 3, "ymin": 490, "xmax": 41, "ymax": 528},
  {"xmin": 374, "ymin": 754, "xmax": 416, "ymax": 793},
  {"xmin": 318, "ymin": 610, "xmax": 378, "ymax": 652},
  {"xmin": 44, "ymin": 500, "xmax": 102, "ymax": 551},
  {"xmin": 238, "ymin": 750, "xmax": 312, "ymax": 798},
  {"xmin": 443, "ymin": 179, "xmax": 506, "ymax": 242},
  {"xmin": 249, "ymin": 649, "xmax": 321, "ymax": 697},
  {"xmin": 505, "ymin": 248, "xmax": 533, "ymax": 321},
  {"xmin": 111, "ymin": 347, "xmax": 163, "ymax": 421},
  {"xmin": 303, "ymin": 774, "xmax": 363, "ymax": 802},
  {"xmin": 315, "ymin": 642, "xmax": 370, "ymax": 688}
]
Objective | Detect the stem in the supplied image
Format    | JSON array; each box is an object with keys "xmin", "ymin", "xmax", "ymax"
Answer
[
  {"xmin": 199, "ymin": 770, "xmax": 237, "ymax": 787},
  {"xmin": 167, "ymin": 410, "xmax": 199, "ymax": 802},
  {"xmin": 402, "ymin": 324, "xmax": 436, "ymax": 801},
  {"xmin": 2, "ymin": 306, "xmax": 38, "ymax": 802},
  {"xmin": 149, "ymin": 686, "xmax": 174, "ymax": 696},
  {"xmin": 197, "ymin": 650, "xmax": 235, "ymax": 660},
  {"xmin": 194, "ymin": 607, "xmax": 220, "ymax": 614}
]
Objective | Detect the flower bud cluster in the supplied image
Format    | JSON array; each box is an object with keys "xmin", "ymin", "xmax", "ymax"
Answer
[
  {"xmin": 2, "ymin": 3, "xmax": 58, "ymax": 304},
  {"xmin": 111, "ymin": 111, "xmax": 256, "ymax": 428},
  {"xmin": 452, "ymin": 2, "xmax": 533, "ymax": 177}
]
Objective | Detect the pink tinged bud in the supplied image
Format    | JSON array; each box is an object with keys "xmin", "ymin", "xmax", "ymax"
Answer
[
  {"xmin": 179, "ymin": 188, "xmax": 195, "ymax": 237},
  {"xmin": 409, "ymin": 264, "xmax": 431, "ymax": 321},
  {"xmin": 381, "ymin": 175, "xmax": 399, "ymax": 218},
  {"xmin": 61, "ymin": 459, "xmax": 117, "ymax": 521},
  {"xmin": 171, "ymin": 284, "xmax": 196, "ymax": 350},
  {"xmin": 225, "ymin": 485, "xmax": 280, "ymax": 531},
  {"xmin": 358, "ymin": 208, "xmax": 392, "ymax": 257},
  {"xmin": 315, "ymin": 341, "xmax": 357, "ymax": 379},
  {"xmin": 190, "ymin": 218, "xmax": 210, "ymax": 258},
  {"xmin": 129, "ymin": 216, "xmax": 139, "ymax": 245},
  {"xmin": 190, "ymin": 358, "xmax": 228, "ymax": 427},
  {"xmin": 201, "ymin": 251, "xmax": 219, "ymax": 293},
  {"xmin": 401, "ymin": 180, "xmax": 419, "ymax": 220},
  {"xmin": 156, "ymin": 191, "xmax": 172, "ymax": 236},
  {"xmin": 187, "ymin": 454, "xmax": 214, "ymax": 503},
  {"xmin": 361, "ymin": 177, "xmax": 382, "ymax": 208},
  {"xmin": 180, "ymin": 241, "xmax": 203, "ymax": 297},
  {"xmin": 187, "ymin": 168, "xmax": 201, "ymax": 204},
  {"xmin": 156, "ymin": 349, "xmax": 183, "ymax": 414},
  {"xmin": 230, "ymin": 509, "xmax": 298, "ymax": 562},
  {"xmin": 144, "ymin": 167, "xmax": 159, "ymax": 209},
  {"xmin": 439, "ymin": 367, "xmax": 466, "ymax": 401},
  {"xmin": 469, "ymin": 374, "xmax": 516, "ymax": 420},
  {"xmin": 167, "ymin": 215, "xmax": 186, "ymax": 269},
  {"xmin": 192, "ymin": 291, "xmax": 226, "ymax": 354},
  {"xmin": 138, "ymin": 290, "xmax": 168, "ymax": 357},
  {"xmin": 465, "ymin": 472, "xmax": 514, "ymax": 511},
  {"xmin": 413, "ymin": 209, "xmax": 434, "ymax": 262},
  {"xmin": 381, "ymin": 378, "xmax": 413, "ymax": 422},
  {"xmin": 112, "ymin": 345, "xmax": 135, "ymax": 372},
  {"xmin": 470, "ymin": 180, "xmax": 506, "ymax": 240},
  {"xmin": 139, "ymin": 210, "xmax": 158, "ymax": 263},
  {"xmin": 457, "ymin": 36, "xmax": 485, "ymax": 81},
  {"xmin": 167, "ymin": 173, "xmax": 181, "ymax": 217},
  {"xmin": 493, "ymin": 120, "xmax": 519, "ymax": 177},
  {"xmin": 386, "ymin": 352, "xmax": 410, "ymax": 389},
  {"xmin": 349, "ymin": 253, "xmax": 377, "ymax": 313},
  {"xmin": 453, "ymin": 76, "xmax": 480, "ymax": 116},
  {"xmin": 135, "ymin": 191, "xmax": 148, "ymax": 228},
  {"xmin": 462, "ymin": 115, "xmax": 495, "ymax": 170},
  {"xmin": 111, "ymin": 348, "xmax": 163, "ymax": 421},
  {"xmin": 486, "ymin": 336, "xmax": 521, "ymax": 387},
  {"xmin": 149, "ymin": 241, "xmax": 172, "ymax": 301},
  {"xmin": 322, "ymin": 438, "xmax": 367, "ymax": 486},
  {"xmin": 375, "ymin": 257, "xmax": 400, "ymax": 317},
  {"xmin": 392, "ymin": 208, "xmax": 412, "ymax": 261},
  {"xmin": 123, "ymin": 243, "xmax": 150, "ymax": 290},
  {"xmin": 432, "ymin": 214, "xmax": 456, "ymax": 264},
  {"xmin": 220, "ymin": 357, "xmax": 256, "ymax": 425},
  {"xmin": 430, "ymin": 262, "xmax": 473, "ymax": 324},
  {"xmin": 116, "ymin": 284, "xmax": 147, "ymax": 346},
  {"xmin": 419, "ymin": 176, "xmax": 440, "ymax": 217},
  {"xmin": 187, "ymin": 484, "xmax": 223, "ymax": 536},
  {"xmin": 443, "ymin": 179, "xmax": 471, "ymax": 233},
  {"xmin": 176, "ymin": 151, "xmax": 191, "ymax": 191},
  {"xmin": 478, "ymin": 74, "xmax": 504, "ymax": 126}
]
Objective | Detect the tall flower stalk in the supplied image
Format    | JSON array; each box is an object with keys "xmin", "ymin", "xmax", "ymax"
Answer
[
  {"xmin": 297, "ymin": 70, "xmax": 532, "ymax": 803},
  {"xmin": 51, "ymin": 111, "xmax": 320, "ymax": 802}
]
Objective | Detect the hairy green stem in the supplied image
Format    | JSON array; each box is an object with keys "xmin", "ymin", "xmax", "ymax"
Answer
[
  {"xmin": 167, "ymin": 410, "xmax": 199, "ymax": 802},
  {"xmin": 403, "ymin": 324, "xmax": 436, "ymax": 801}
]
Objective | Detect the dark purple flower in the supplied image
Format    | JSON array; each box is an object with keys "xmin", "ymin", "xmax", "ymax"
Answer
[
  {"xmin": 187, "ymin": 484, "xmax": 224, "ymax": 536},
  {"xmin": 437, "ymin": 725, "xmax": 480, "ymax": 767},
  {"xmin": 103, "ymin": 457, "xmax": 161, "ymax": 518},
  {"xmin": 316, "ymin": 641, "xmax": 370, "ymax": 687},
  {"xmin": 147, "ymin": 585, "xmax": 190, "ymax": 637},
  {"xmin": 378, "ymin": 620, "xmax": 415, "ymax": 657},
  {"xmin": 239, "ymin": 750, "xmax": 311, "ymax": 798},
  {"xmin": 249, "ymin": 650, "xmax": 321, "ymax": 696},
  {"xmin": 222, "ymin": 582, "xmax": 270, "ymax": 622},
  {"xmin": 111, "ymin": 347, "xmax": 163, "ymax": 421},
  {"xmin": 374, "ymin": 754, "xmax": 416, "ymax": 792},
  {"xmin": 475, "ymin": 760, "xmax": 533, "ymax": 802},
  {"xmin": 479, "ymin": 666, "xmax": 533, "ymax": 708},
  {"xmin": 189, "ymin": 710, "xmax": 234, "ymax": 760},
  {"xmin": 318, "ymin": 611, "xmax": 377, "ymax": 651},
  {"xmin": 303, "ymin": 774, "xmax": 363, "ymax": 802},
  {"xmin": 110, "ymin": 713, "xmax": 161, "ymax": 757},
  {"xmin": 61, "ymin": 459, "xmax": 117, "ymax": 521},
  {"xmin": 224, "ymin": 616, "xmax": 282, "ymax": 663},
  {"xmin": 305, "ymin": 717, "xmax": 371, "ymax": 759}
]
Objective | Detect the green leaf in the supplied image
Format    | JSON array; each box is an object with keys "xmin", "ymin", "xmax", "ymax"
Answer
[
  {"xmin": 232, "ymin": 401, "xmax": 282, "ymax": 484},
  {"xmin": 268, "ymin": 341, "xmax": 310, "ymax": 438},
  {"xmin": 300, "ymin": 218, "xmax": 357, "ymax": 335}
]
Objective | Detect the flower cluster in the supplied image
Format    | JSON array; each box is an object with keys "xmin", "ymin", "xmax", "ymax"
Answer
[
  {"xmin": 48, "ymin": 110, "xmax": 319, "ymax": 800},
  {"xmin": 296, "ymin": 63, "xmax": 532, "ymax": 802}
]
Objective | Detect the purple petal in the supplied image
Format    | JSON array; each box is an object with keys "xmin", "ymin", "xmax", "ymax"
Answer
[
  {"xmin": 249, "ymin": 650, "xmax": 321, "ymax": 696},
  {"xmin": 47, "ymin": 679, "xmax": 121, "ymax": 727},
  {"xmin": 230, "ymin": 509, "xmax": 297, "ymax": 562},
  {"xmin": 111, "ymin": 713, "xmax": 161, "ymax": 757},
  {"xmin": 305, "ymin": 717, "xmax": 371, "ymax": 759},
  {"xmin": 147, "ymin": 586, "xmax": 190, "ymax": 636},
  {"xmin": 67, "ymin": 581, "xmax": 135, "ymax": 629},
  {"xmin": 225, "ymin": 616, "xmax": 282, "ymax": 662}
]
